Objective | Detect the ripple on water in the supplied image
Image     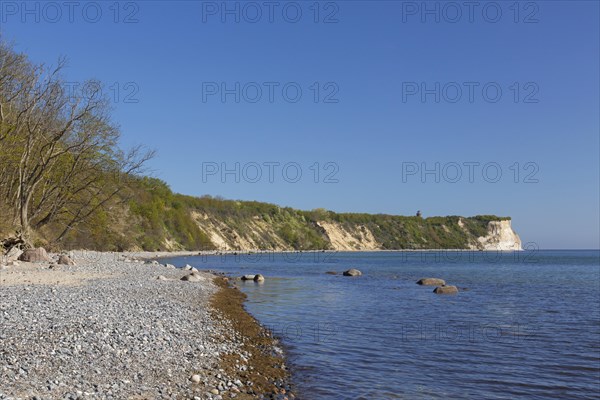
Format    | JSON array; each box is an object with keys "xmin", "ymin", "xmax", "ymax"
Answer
[{"xmin": 165, "ymin": 250, "xmax": 600, "ymax": 399}]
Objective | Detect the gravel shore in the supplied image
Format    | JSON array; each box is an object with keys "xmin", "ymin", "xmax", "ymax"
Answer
[{"xmin": 0, "ymin": 251, "xmax": 291, "ymax": 400}]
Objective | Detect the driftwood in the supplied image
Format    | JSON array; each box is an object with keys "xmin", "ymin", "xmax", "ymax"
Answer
[{"xmin": 1, "ymin": 235, "xmax": 28, "ymax": 254}]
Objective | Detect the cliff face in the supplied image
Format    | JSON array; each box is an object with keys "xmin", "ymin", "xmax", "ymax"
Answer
[
  {"xmin": 472, "ymin": 220, "xmax": 522, "ymax": 251},
  {"xmin": 188, "ymin": 212, "xmax": 523, "ymax": 252},
  {"xmin": 316, "ymin": 221, "xmax": 380, "ymax": 251}
]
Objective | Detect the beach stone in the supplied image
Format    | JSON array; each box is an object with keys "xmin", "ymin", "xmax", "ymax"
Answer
[
  {"xmin": 5, "ymin": 247, "xmax": 23, "ymax": 262},
  {"xmin": 19, "ymin": 248, "xmax": 50, "ymax": 263},
  {"xmin": 181, "ymin": 273, "xmax": 202, "ymax": 282},
  {"xmin": 241, "ymin": 275, "xmax": 256, "ymax": 281},
  {"xmin": 157, "ymin": 275, "xmax": 168, "ymax": 281},
  {"xmin": 253, "ymin": 274, "xmax": 265, "ymax": 282},
  {"xmin": 58, "ymin": 255, "xmax": 76, "ymax": 266},
  {"xmin": 433, "ymin": 285, "xmax": 458, "ymax": 294},
  {"xmin": 343, "ymin": 268, "xmax": 362, "ymax": 277},
  {"xmin": 210, "ymin": 388, "xmax": 219, "ymax": 395},
  {"xmin": 190, "ymin": 374, "xmax": 201, "ymax": 383},
  {"xmin": 417, "ymin": 278, "xmax": 446, "ymax": 286},
  {"xmin": 184, "ymin": 264, "xmax": 193, "ymax": 271}
]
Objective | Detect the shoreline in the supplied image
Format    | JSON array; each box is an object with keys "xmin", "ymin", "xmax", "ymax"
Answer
[
  {"xmin": 0, "ymin": 251, "xmax": 293, "ymax": 399},
  {"xmin": 135, "ymin": 248, "xmax": 524, "ymax": 256},
  {"xmin": 210, "ymin": 277, "xmax": 293, "ymax": 399}
]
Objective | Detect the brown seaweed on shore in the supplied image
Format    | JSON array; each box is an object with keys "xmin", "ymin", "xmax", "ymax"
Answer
[{"xmin": 210, "ymin": 277, "xmax": 294, "ymax": 399}]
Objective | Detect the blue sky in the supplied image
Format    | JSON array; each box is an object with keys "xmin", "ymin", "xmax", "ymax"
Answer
[{"xmin": 2, "ymin": 1, "xmax": 598, "ymax": 249}]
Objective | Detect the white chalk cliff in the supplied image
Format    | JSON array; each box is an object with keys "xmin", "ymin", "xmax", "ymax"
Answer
[{"xmin": 472, "ymin": 220, "xmax": 522, "ymax": 251}]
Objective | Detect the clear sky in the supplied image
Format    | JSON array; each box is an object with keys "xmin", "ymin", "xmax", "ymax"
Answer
[{"xmin": 2, "ymin": 1, "xmax": 598, "ymax": 249}]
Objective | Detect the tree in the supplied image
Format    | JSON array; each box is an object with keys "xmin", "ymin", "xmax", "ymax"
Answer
[{"xmin": 0, "ymin": 40, "xmax": 154, "ymax": 245}]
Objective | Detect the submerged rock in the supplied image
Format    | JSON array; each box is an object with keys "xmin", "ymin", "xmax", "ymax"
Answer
[
  {"xmin": 19, "ymin": 248, "xmax": 50, "ymax": 263},
  {"xmin": 325, "ymin": 271, "xmax": 337, "ymax": 275},
  {"xmin": 417, "ymin": 278, "xmax": 446, "ymax": 286},
  {"xmin": 343, "ymin": 268, "xmax": 362, "ymax": 277},
  {"xmin": 433, "ymin": 285, "xmax": 458, "ymax": 294}
]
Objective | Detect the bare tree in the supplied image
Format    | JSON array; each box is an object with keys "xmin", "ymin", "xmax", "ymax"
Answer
[{"xmin": 0, "ymin": 40, "xmax": 154, "ymax": 245}]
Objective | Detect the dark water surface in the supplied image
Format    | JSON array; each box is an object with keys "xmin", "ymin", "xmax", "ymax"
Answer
[{"xmin": 165, "ymin": 251, "xmax": 600, "ymax": 399}]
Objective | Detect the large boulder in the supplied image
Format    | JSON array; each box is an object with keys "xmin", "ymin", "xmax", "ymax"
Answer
[
  {"xmin": 58, "ymin": 254, "xmax": 76, "ymax": 266},
  {"xmin": 433, "ymin": 285, "xmax": 458, "ymax": 294},
  {"xmin": 19, "ymin": 248, "xmax": 50, "ymax": 263},
  {"xmin": 417, "ymin": 278, "xmax": 446, "ymax": 286},
  {"xmin": 241, "ymin": 274, "xmax": 256, "ymax": 281},
  {"xmin": 253, "ymin": 274, "xmax": 265, "ymax": 282},
  {"xmin": 343, "ymin": 268, "xmax": 362, "ymax": 277}
]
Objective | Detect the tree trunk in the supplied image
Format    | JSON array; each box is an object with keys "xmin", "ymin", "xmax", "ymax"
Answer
[{"xmin": 18, "ymin": 188, "xmax": 32, "ymax": 243}]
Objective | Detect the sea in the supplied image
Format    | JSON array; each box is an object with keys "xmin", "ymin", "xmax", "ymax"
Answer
[{"xmin": 164, "ymin": 250, "xmax": 600, "ymax": 399}]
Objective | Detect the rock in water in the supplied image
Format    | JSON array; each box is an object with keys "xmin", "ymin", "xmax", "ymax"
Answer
[
  {"xmin": 417, "ymin": 278, "xmax": 446, "ymax": 286},
  {"xmin": 19, "ymin": 248, "xmax": 50, "ymax": 263},
  {"xmin": 253, "ymin": 274, "xmax": 265, "ymax": 282},
  {"xmin": 240, "ymin": 275, "xmax": 256, "ymax": 281},
  {"xmin": 325, "ymin": 271, "xmax": 337, "ymax": 275},
  {"xmin": 58, "ymin": 254, "xmax": 76, "ymax": 265},
  {"xmin": 343, "ymin": 269, "xmax": 362, "ymax": 276},
  {"xmin": 433, "ymin": 285, "xmax": 458, "ymax": 294}
]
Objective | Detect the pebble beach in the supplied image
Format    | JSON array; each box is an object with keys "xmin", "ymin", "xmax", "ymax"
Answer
[{"xmin": 0, "ymin": 251, "xmax": 292, "ymax": 400}]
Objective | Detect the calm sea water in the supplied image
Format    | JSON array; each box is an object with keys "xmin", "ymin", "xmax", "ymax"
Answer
[{"xmin": 165, "ymin": 251, "xmax": 600, "ymax": 399}]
